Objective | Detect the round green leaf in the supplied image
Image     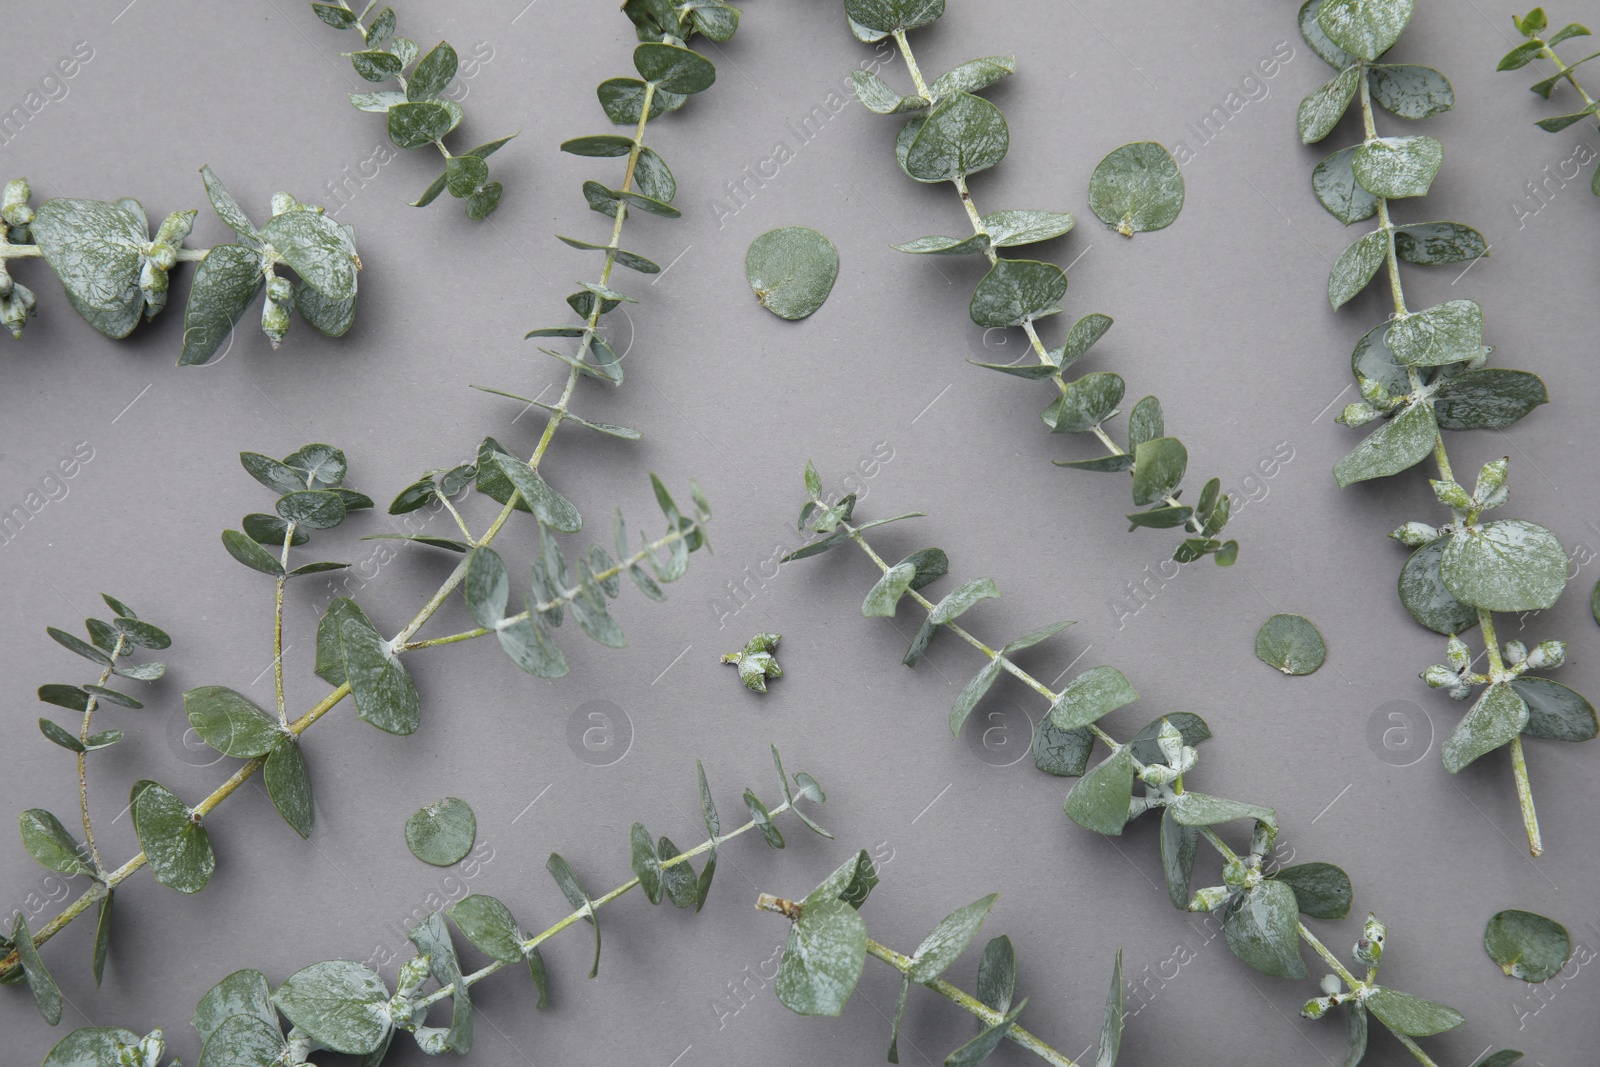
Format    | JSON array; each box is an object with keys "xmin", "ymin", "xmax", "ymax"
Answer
[
  {"xmin": 405, "ymin": 797, "xmax": 476, "ymax": 866},
  {"xmin": 1333, "ymin": 402, "xmax": 1438, "ymax": 488},
  {"xmin": 276, "ymin": 489, "xmax": 347, "ymax": 530},
  {"xmin": 1318, "ymin": 0, "xmax": 1414, "ymax": 61},
  {"xmin": 1484, "ymin": 910, "xmax": 1571, "ymax": 982},
  {"xmin": 1299, "ymin": 66, "xmax": 1361, "ymax": 144},
  {"xmin": 1440, "ymin": 519, "xmax": 1568, "ymax": 613},
  {"xmin": 259, "ymin": 211, "xmax": 360, "ymax": 301},
  {"xmin": 1365, "ymin": 986, "xmax": 1464, "ymax": 1037},
  {"xmin": 844, "ymin": 0, "xmax": 944, "ymax": 33},
  {"xmin": 185, "ymin": 686, "xmax": 284, "ymax": 758},
  {"xmin": 745, "ymin": 226, "xmax": 839, "ymax": 321},
  {"xmin": 30, "ymin": 198, "xmax": 148, "ymax": 339},
  {"xmin": 1387, "ymin": 299, "xmax": 1483, "ymax": 367},
  {"xmin": 1088, "ymin": 142, "xmax": 1185, "ymax": 236},
  {"xmin": 264, "ymin": 739, "xmax": 314, "ymax": 839},
  {"xmin": 1369, "ymin": 63, "xmax": 1454, "ymax": 118},
  {"xmin": 271, "ymin": 960, "xmax": 391, "ymax": 1055},
  {"xmin": 180, "ymin": 245, "xmax": 264, "ymax": 366},
  {"xmin": 633, "ymin": 41, "xmax": 717, "ymax": 95},
  {"xmin": 19, "ymin": 809, "xmax": 94, "ymax": 877},
  {"xmin": 1512, "ymin": 677, "xmax": 1598, "ymax": 742},
  {"xmin": 1431, "ymin": 369, "xmax": 1548, "ymax": 431},
  {"xmin": 773, "ymin": 895, "xmax": 868, "ymax": 1017},
  {"xmin": 1254, "ymin": 613, "xmax": 1327, "ymax": 675},
  {"xmin": 1443, "ymin": 682, "xmax": 1529, "ymax": 773},
  {"xmin": 42, "ymin": 1028, "xmax": 142, "ymax": 1067},
  {"xmin": 1398, "ymin": 537, "xmax": 1478, "ymax": 635},
  {"xmin": 386, "ymin": 99, "xmax": 459, "ymax": 149},
  {"xmin": 1313, "ymin": 145, "xmax": 1379, "ymax": 225},
  {"xmin": 970, "ymin": 258, "xmax": 1067, "ymax": 328},
  {"xmin": 134, "ymin": 783, "xmax": 216, "ymax": 894},
  {"xmin": 1353, "ymin": 135, "xmax": 1443, "ymax": 199},
  {"xmin": 903, "ymin": 91, "xmax": 1009, "ymax": 182},
  {"xmin": 1224, "ymin": 880, "xmax": 1310, "ymax": 980}
]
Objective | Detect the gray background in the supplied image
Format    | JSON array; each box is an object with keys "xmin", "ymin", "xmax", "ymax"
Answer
[{"xmin": 3, "ymin": 1, "xmax": 1597, "ymax": 1065}]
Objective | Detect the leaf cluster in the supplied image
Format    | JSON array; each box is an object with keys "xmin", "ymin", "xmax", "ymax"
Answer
[
  {"xmin": 312, "ymin": 0, "xmax": 516, "ymax": 217},
  {"xmin": 1496, "ymin": 6, "xmax": 1600, "ymax": 179}
]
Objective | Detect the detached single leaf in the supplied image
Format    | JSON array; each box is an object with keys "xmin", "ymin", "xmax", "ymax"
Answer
[
  {"xmin": 745, "ymin": 227, "xmax": 839, "ymax": 320},
  {"xmin": 1484, "ymin": 910, "xmax": 1570, "ymax": 982},
  {"xmin": 406, "ymin": 797, "xmax": 477, "ymax": 866},
  {"xmin": 1088, "ymin": 142, "xmax": 1184, "ymax": 235},
  {"xmin": 1254, "ymin": 613, "xmax": 1327, "ymax": 675}
]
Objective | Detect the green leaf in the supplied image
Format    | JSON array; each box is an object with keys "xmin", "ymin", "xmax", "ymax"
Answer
[
  {"xmin": 930, "ymin": 577, "xmax": 1001, "ymax": 624},
  {"xmin": 1063, "ymin": 313, "xmax": 1114, "ymax": 364},
  {"xmin": 1484, "ymin": 910, "xmax": 1570, "ymax": 982},
  {"xmin": 1088, "ymin": 142, "xmax": 1185, "ymax": 236},
  {"xmin": 185, "ymin": 686, "xmax": 283, "ymax": 758},
  {"xmin": 44, "ymin": 1028, "xmax": 149, "ymax": 1067},
  {"xmin": 444, "ymin": 156, "xmax": 489, "ymax": 199},
  {"xmin": 1224, "ymin": 880, "xmax": 1309, "ymax": 979},
  {"xmin": 1393, "ymin": 221, "xmax": 1486, "ymax": 265},
  {"xmin": 745, "ymin": 226, "xmax": 840, "ymax": 321},
  {"xmin": 1365, "ymin": 986, "xmax": 1464, "ymax": 1037},
  {"xmin": 489, "ymin": 453, "xmax": 582, "ymax": 533},
  {"xmin": 1327, "ymin": 228, "xmax": 1386, "ymax": 309},
  {"xmin": 271, "ymin": 960, "xmax": 391, "ymax": 1055},
  {"xmin": 1317, "ymin": 0, "xmax": 1414, "ymax": 60},
  {"xmin": 313, "ymin": 598, "xmax": 369, "ymax": 686},
  {"xmin": 12, "ymin": 913, "xmax": 61, "ymax": 1025},
  {"xmin": 1398, "ymin": 537, "xmax": 1478, "ymax": 635},
  {"xmin": 1131, "ymin": 437, "xmax": 1187, "ymax": 506},
  {"xmin": 951, "ymin": 658, "xmax": 1004, "ymax": 738},
  {"xmin": 406, "ymin": 797, "xmax": 476, "ymax": 866},
  {"xmin": 844, "ymin": 0, "xmax": 944, "ymax": 33},
  {"xmin": 19, "ymin": 809, "xmax": 94, "ymax": 876},
  {"xmin": 970, "ymin": 258, "xmax": 1067, "ymax": 328},
  {"xmin": 264, "ymin": 739, "xmax": 314, "ymax": 838},
  {"xmin": 408, "ymin": 911, "xmax": 472, "ymax": 1053},
  {"xmin": 630, "ymin": 823, "xmax": 664, "ymax": 905},
  {"xmin": 1535, "ymin": 102, "xmax": 1600, "ymax": 131},
  {"xmin": 1369, "ymin": 64, "xmax": 1455, "ymax": 119},
  {"xmin": 1128, "ymin": 712, "xmax": 1213, "ymax": 764},
  {"xmin": 275, "ymin": 490, "xmax": 346, "ymax": 531},
  {"xmin": 39, "ymin": 684, "xmax": 90, "ymax": 713},
  {"xmin": 597, "ymin": 77, "xmax": 682, "ymax": 124},
  {"xmin": 1443, "ymin": 682, "xmax": 1529, "ymax": 772},
  {"xmin": 743, "ymin": 790, "xmax": 785, "ymax": 848},
  {"xmin": 1300, "ymin": 0, "xmax": 1361, "ymax": 68},
  {"xmin": 1127, "ymin": 396, "xmax": 1164, "ymax": 451},
  {"xmin": 1097, "ymin": 949, "xmax": 1123, "ymax": 1067},
  {"xmin": 1160, "ymin": 807, "xmax": 1199, "ymax": 910},
  {"xmin": 562, "ymin": 134, "xmax": 636, "ymax": 157},
  {"xmin": 1432, "ymin": 369, "xmax": 1548, "ymax": 430},
  {"xmin": 908, "ymin": 893, "xmax": 997, "ymax": 983},
  {"xmin": 194, "ymin": 968, "xmax": 276, "ymax": 1042},
  {"xmin": 775, "ymin": 895, "xmax": 868, "ymax": 1017},
  {"xmin": 863, "ymin": 562, "xmax": 917, "ymax": 617},
  {"xmin": 893, "ymin": 232, "xmax": 991, "ymax": 255},
  {"xmin": 852, "ymin": 68, "xmax": 928, "ymax": 115},
  {"xmin": 313, "ymin": 3, "xmax": 359, "ymax": 28},
  {"xmin": 180, "ymin": 245, "xmax": 263, "ymax": 365},
  {"xmin": 387, "ymin": 99, "xmax": 458, "ymax": 149},
  {"xmin": 904, "ymin": 91, "xmax": 1009, "ymax": 181},
  {"xmin": 200, "ymin": 165, "xmax": 259, "ymax": 241},
  {"xmin": 1043, "ymin": 372, "xmax": 1125, "ymax": 433},
  {"xmin": 932, "ymin": 55, "xmax": 1016, "ymax": 97},
  {"xmin": 197, "ymin": 1012, "xmax": 289, "ymax": 1067},
  {"xmin": 1064, "ymin": 745, "xmax": 1136, "ymax": 835},
  {"xmin": 1313, "ymin": 146, "xmax": 1379, "ymax": 225},
  {"xmin": 448, "ymin": 895, "xmax": 525, "ymax": 963},
  {"xmin": 1388, "ymin": 300, "xmax": 1483, "ymax": 367},
  {"xmin": 1353, "ymin": 135, "xmax": 1443, "ymax": 198},
  {"xmin": 221, "ymin": 529, "xmax": 285, "ymax": 576},
  {"xmin": 1268, "ymin": 862, "xmax": 1353, "ymax": 919},
  {"xmin": 1002, "ymin": 620, "xmax": 1074, "ymax": 654},
  {"xmin": 259, "ymin": 210, "xmax": 359, "ymax": 300},
  {"xmin": 945, "ymin": 997, "xmax": 1028, "ymax": 1066},
  {"xmin": 1513, "ymin": 677, "xmax": 1598, "ymax": 742},
  {"xmin": 90, "ymin": 891, "xmax": 113, "ymax": 988},
  {"xmin": 546, "ymin": 853, "xmax": 602, "ymax": 977},
  {"xmin": 634, "ymin": 41, "xmax": 716, "ymax": 94},
  {"xmin": 1050, "ymin": 665, "xmax": 1139, "ymax": 730},
  {"xmin": 1299, "ymin": 66, "xmax": 1361, "ymax": 143},
  {"xmin": 1469, "ymin": 1053, "xmax": 1523, "ymax": 1067},
  {"xmin": 1254, "ymin": 613, "xmax": 1327, "ymax": 675},
  {"xmin": 408, "ymin": 41, "xmax": 458, "ymax": 100},
  {"xmin": 1171, "ymin": 793, "xmax": 1277, "ymax": 828},
  {"xmin": 1440, "ymin": 519, "xmax": 1568, "ymax": 612},
  {"xmin": 134, "ymin": 782, "xmax": 215, "ymax": 894},
  {"xmin": 633, "ymin": 147, "xmax": 677, "ymax": 204},
  {"xmin": 981, "ymin": 209, "xmax": 1074, "ymax": 248},
  {"xmin": 1333, "ymin": 402, "xmax": 1438, "ymax": 488},
  {"xmin": 340, "ymin": 615, "xmax": 420, "ymax": 735},
  {"xmin": 1032, "ymin": 717, "xmax": 1094, "ymax": 777},
  {"xmin": 30, "ymin": 198, "xmax": 147, "ymax": 338},
  {"xmin": 888, "ymin": 974, "xmax": 911, "ymax": 1063}
]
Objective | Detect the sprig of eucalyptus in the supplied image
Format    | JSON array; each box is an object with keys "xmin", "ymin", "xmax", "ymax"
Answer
[
  {"xmin": 760, "ymin": 850, "xmax": 1120, "ymax": 1067},
  {"xmin": 1296, "ymin": 0, "xmax": 1596, "ymax": 855},
  {"xmin": 1497, "ymin": 6, "xmax": 1600, "ymax": 176},
  {"xmin": 39, "ymin": 750, "xmax": 826, "ymax": 1065},
  {"xmin": 4, "ymin": 442, "xmax": 709, "ymax": 1021},
  {"xmin": 839, "ymin": 0, "xmax": 1233, "ymax": 565},
  {"xmin": 0, "ymin": 169, "xmax": 360, "ymax": 363},
  {"xmin": 309, "ymin": 1, "xmax": 515, "ymax": 219},
  {"xmin": 783, "ymin": 469, "xmax": 1502, "ymax": 1067},
  {"xmin": 5, "ymin": 2, "xmax": 745, "ymax": 1017}
]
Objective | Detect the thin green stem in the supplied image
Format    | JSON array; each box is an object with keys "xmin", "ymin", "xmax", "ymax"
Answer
[
  {"xmin": 1537, "ymin": 39, "xmax": 1599, "ymax": 109},
  {"xmin": 0, "ymin": 245, "xmax": 209, "ymax": 262},
  {"xmin": 1479, "ymin": 609, "xmax": 1542, "ymax": 855},
  {"xmin": 274, "ymin": 523, "xmax": 296, "ymax": 728},
  {"xmin": 76, "ymin": 637, "xmax": 125, "ymax": 876},
  {"xmin": 410, "ymin": 801, "xmax": 798, "ymax": 1012}
]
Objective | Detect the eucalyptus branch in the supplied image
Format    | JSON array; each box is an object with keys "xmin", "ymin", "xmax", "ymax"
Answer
[
  {"xmin": 1497, "ymin": 6, "xmax": 1600, "ymax": 179},
  {"xmin": 839, "ymin": 0, "xmax": 1234, "ymax": 565},
  {"xmin": 757, "ymin": 848, "xmax": 1116, "ymax": 1067},
  {"xmin": 309, "ymin": 0, "xmax": 515, "ymax": 219},
  {"xmin": 41, "ymin": 750, "xmax": 827, "ymax": 1065},
  {"xmin": 1297, "ymin": 0, "xmax": 1594, "ymax": 855},
  {"xmin": 5, "ymin": 1, "xmax": 745, "ymax": 1017},
  {"xmin": 0, "ymin": 170, "xmax": 360, "ymax": 362},
  {"xmin": 783, "ymin": 470, "xmax": 1499, "ymax": 1067}
]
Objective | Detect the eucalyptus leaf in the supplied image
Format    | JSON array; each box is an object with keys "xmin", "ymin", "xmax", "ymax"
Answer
[
  {"xmin": 1440, "ymin": 519, "xmax": 1568, "ymax": 613},
  {"xmin": 1365, "ymin": 986, "xmax": 1464, "ymax": 1037},
  {"xmin": 1160, "ymin": 807, "xmax": 1199, "ymax": 910},
  {"xmin": 1131, "ymin": 437, "xmax": 1187, "ymax": 506},
  {"xmin": 271, "ymin": 960, "xmax": 391, "ymax": 1055},
  {"xmin": 1043, "ymin": 372, "xmax": 1125, "ymax": 434},
  {"xmin": 1369, "ymin": 64, "xmax": 1455, "ymax": 118},
  {"xmin": 970, "ymin": 258, "xmax": 1068, "ymax": 328},
  {"xmin": 1318, "ymin": 0, "xmax": 1414, "ymax": 61},
  {"xmin": 1512, "ymin": 677, "xmax": 1598, "ymax": 742},
  {"xmin": 1088, "ymin": 142, "xmax": 1184, "ymax": 236},
  {"xmin": 1333, "ymin": 402, "xmax": 1438, "ymax": 488},
  {"xmin": 863, "ymin": 562, "xmax": 917, "ymax": 617},
  {"xmin": 1432, "ymin": 369, "xmax": 1548, "ymax": 430},
  {"xmin": 1327, "ymin": 228, "xmax": 1386, "ymax": 309},
  {"xmin": 976, "ymin": 936, "xmax": 1015, "ymax": 1014},
  {"xmin": 1050, "ymin": 665, "xmax": 1138, "ymax": 730},
  {"xmin": 11, "ymin": 913, "xmax": 61, "ymax": 1025},
  {"xmin": 1314, "ymin": 145, "xmax": 1379, "ymax": 225},
  {"xmin": 1223, "ymin": 880, "xmax": 1309, "ymax": 980},
  {"xmin": 1299, "ymin": 66, "xmax": 1361, "ymax": 143},
  {"xmin": 903, "ymin": 91, "xmax": 1009, "ymax": 182},
  {"xmin": 1270, "ymin": 862, "xmax": 1353, "ymax": 919},
  {"xmin": 1398, "ymin": 537, "xmax": 1478, "ymax": 635},
  {"xmin": 745, "ymin": 227, "xmax": 840, "ymax": 321},
  {"xmin": 907, "ymin": 893, "xmax": 997, "ymax": 983},
  {"xmin": 134, "ymin": 782, "xmax": 215, "ymax": 894},
  {"xmin": 1064, "ymin": 745, "xmax": 1135, "ymax": 835},
  {"xmin": 981, "ymin": 209, "xmax": 1075, "ymax": 247},
  {"xmin": 1442, "ymin": 682, "xmax": 1529, "ymax": 773},
  {"xmin": 1387, "ymin": 300, "xmax": 1483, "ymax": 367},
  {"xmin": 185, "ymin": 686, "xmax": 283, "ymax": 758},
  {"xmin": 1353, "ymin": 135, "xmax": 1443, "ymax": 198},
  {"xmin": 1254, "ymin": 613, "xmax": 1327, "ymax": 675},
  {"xmin": 1393, "ymin": 221, "xmax": 1486, "ymax": 265},
  {"xmin": 406, "ymin": 797, "xmax": 476, "ymax": 866},
  {"xmin": 30, "ymin": 198, "xmax": 147, "ymax": 339},
  {"xmin": 774, "ymin": 895, "xmax": 868, "ymax": 1017},
  {"xmin": 264, "ymin": 739, "xmax": 314, "ymax": 839},
  {"xmin": 339, "ymin": 616, "xmax": 420, "ymax": 735},
  {"xmin": 448, "ymin": 895, "xmax": 525, "ymax": 964},
  {"xmin": 1484, "ymin": 910, "xmax": 1570, "ymax": 982},
  {"xmin": 19, "ymin": 809, "xmax": 94, "ymax": 877},
  {"xmin": 490, "ymin": 453, "xmax": 582, "ymax": 533},
  {"xmin": 180, "ymin": 245, "xmax": 263, "ymax": 366}
]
